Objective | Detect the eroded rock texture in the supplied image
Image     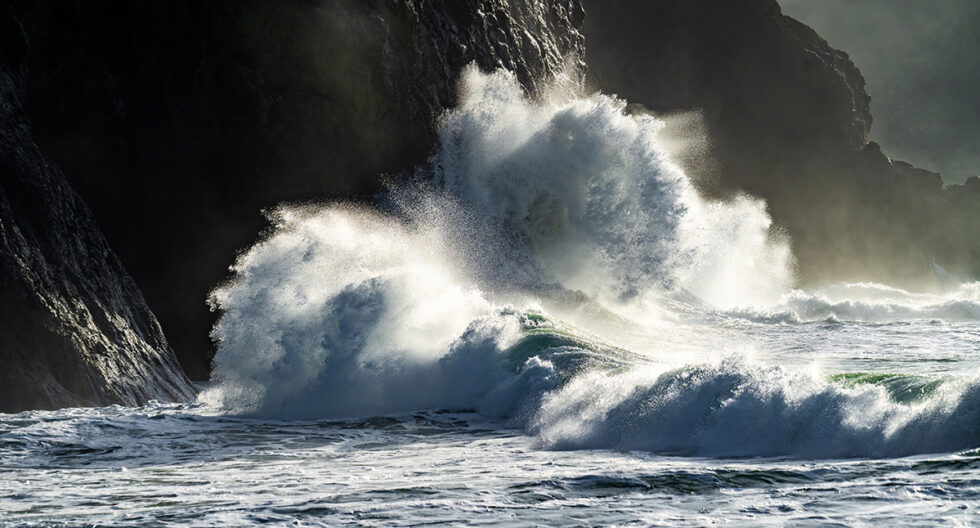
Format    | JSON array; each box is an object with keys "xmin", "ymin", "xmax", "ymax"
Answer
[{"xmin": 0, "ymin": 3, "xmax": 195, "ymax": 412}]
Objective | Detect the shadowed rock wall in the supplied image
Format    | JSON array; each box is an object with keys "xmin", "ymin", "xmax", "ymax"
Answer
[
  {"xmin": 0, "ymin": 2, "xmax": 195, "ymax": 412},
  {"xmin": 584, "ymin": 0, "xmax": 980, "ymax": 287},
  {"xmin": 12, "ymin": 0, "xmax": 585, "ymax": 379}
]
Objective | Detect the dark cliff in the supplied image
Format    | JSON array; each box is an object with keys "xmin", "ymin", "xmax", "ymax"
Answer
[
  {"xmin": 12, "ymin": 0, "xmax": 585, "ymax": 379},
  {"xmin": 0, "ymin": 3, "xmax": 195, "ymax": 412},
  {"xmin": 7, "ymin": 0, "xmax": 976, "ymax": 394},
  {"xmin": 585, "ymin": 0, "xmax": 980, "ymax": 287}
]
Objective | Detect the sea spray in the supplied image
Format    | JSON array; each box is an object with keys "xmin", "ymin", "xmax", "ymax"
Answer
[
  {"xmin": 401, "ymin": 66, "xmax": 794, "ymax": 310},
  {"xmin": 204, "ymin": 67, "xmax": 980, "ymax": 457},
  {"xmin": 203, "ymin": 206, "xmax": 543, "ymax": 419}
]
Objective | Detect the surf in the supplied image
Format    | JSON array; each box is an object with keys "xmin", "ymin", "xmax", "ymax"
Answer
[{"xmin": 202, "ymin": 66, "xmax": 980, "ymax": 459}]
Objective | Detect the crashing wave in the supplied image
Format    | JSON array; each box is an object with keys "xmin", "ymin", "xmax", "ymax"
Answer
[{"xmin": 203, "ymin": 67, "xmax": 980, "ymax": 458}]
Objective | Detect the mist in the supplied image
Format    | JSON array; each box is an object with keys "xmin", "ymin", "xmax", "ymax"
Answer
[{"xmin": 780, "ymin": 0, "xmax": 980, "ymax": 183}]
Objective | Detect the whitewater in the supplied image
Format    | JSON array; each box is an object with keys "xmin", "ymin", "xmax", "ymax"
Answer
[{"xmin": 3, "ymin": 68, "xmax": 979, "ymax": 526}]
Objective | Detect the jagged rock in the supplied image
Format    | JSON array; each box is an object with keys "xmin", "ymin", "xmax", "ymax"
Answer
[
  {"xmin": 584, "ymin": 0, "xmax": 980, "ymax": 286},
  {"xmin": 0, "ymin": 2, "xmax": 195, "ymax": 412},
  {"xmin": 12, "ymin": 0, "xmax": 584, "ymax": 378}
]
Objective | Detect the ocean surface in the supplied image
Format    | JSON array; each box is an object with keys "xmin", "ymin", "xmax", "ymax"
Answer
[{"xmin": 3, "ymin": 68, "xmax": 979, "ymax": 526}]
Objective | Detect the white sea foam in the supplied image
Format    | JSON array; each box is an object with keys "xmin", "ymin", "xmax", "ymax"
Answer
[
  {"xmin": 403, "ymin": 66, "xmax": 794, "ymax": 309},
  {"xmin": 728, "ymin": 281, "xmax": 980, "ymax": 324},
  {"xmin": 203, "ymin": 206, "xmax": 545, "ymax": 419},
  {"xmin": 533, "ymin": 355, "xmax": 980, "ymax": 457},
  {"xmin": 204, "ymin": 67, "xmax": 980, "ymax": 458}
]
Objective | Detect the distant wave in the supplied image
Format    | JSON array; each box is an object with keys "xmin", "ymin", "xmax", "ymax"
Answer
[{"xmin": 727, "ymin": 282, "xmax": 980, "ymax": 324}]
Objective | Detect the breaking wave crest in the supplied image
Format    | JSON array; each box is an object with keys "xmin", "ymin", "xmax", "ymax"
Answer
[
  {"xmin": 203, "ymin": 67, "xmax": 980, "ymax": 458},
  {"xmin": 533, "ymin": 358, "xmax": 980, "ymax": 458}
]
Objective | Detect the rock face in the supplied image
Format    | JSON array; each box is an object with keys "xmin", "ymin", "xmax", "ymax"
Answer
[
  {"xmin": 0, "ymin": 3, "xmax": 195, "ymax": 412},
  {"xmin": 584, "ymin": 0, "xmax": 980, "ymax": 286},
  {"xmin": 10, "ymin": 0, "xmax": 975, "ymax": 397},
  {"xmin": 12, "ymin": 0, "xmax": 585, "ymax": 378}
]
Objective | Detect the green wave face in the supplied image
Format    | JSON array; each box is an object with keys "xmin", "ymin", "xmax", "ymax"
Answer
[
  {"xmin": 503, "ymin": 312, "xmax": 644, "ymax": 383},
  {"xmin": 828, "ymin": 372, "xmax": 945, "ymax": 404}
]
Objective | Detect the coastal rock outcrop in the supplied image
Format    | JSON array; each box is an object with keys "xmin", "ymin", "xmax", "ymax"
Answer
[
  {"xmin": 0, "ymin": 3, "xmax": 195, "ymax": 412},
  {"xmin": 8, "ymin": 0, "xmax": 976, "ymax": 394},
  {"xmin": 584, "ymin": 0, "xmax": 980, "ymax": 286},
  {"xmin": 12, "ymin": 0, "xmax": 585, "ymax": 378}
]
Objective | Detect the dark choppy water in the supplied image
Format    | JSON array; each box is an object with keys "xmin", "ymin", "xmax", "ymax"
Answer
[{"xmin": 2, "ymin": 402, "xmax": 979, "ymax": 527}]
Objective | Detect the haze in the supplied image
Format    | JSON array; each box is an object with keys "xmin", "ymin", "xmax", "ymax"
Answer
[{"xmin": 781, "ymin": 0, "xmax": 980, "ymax": 183}]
